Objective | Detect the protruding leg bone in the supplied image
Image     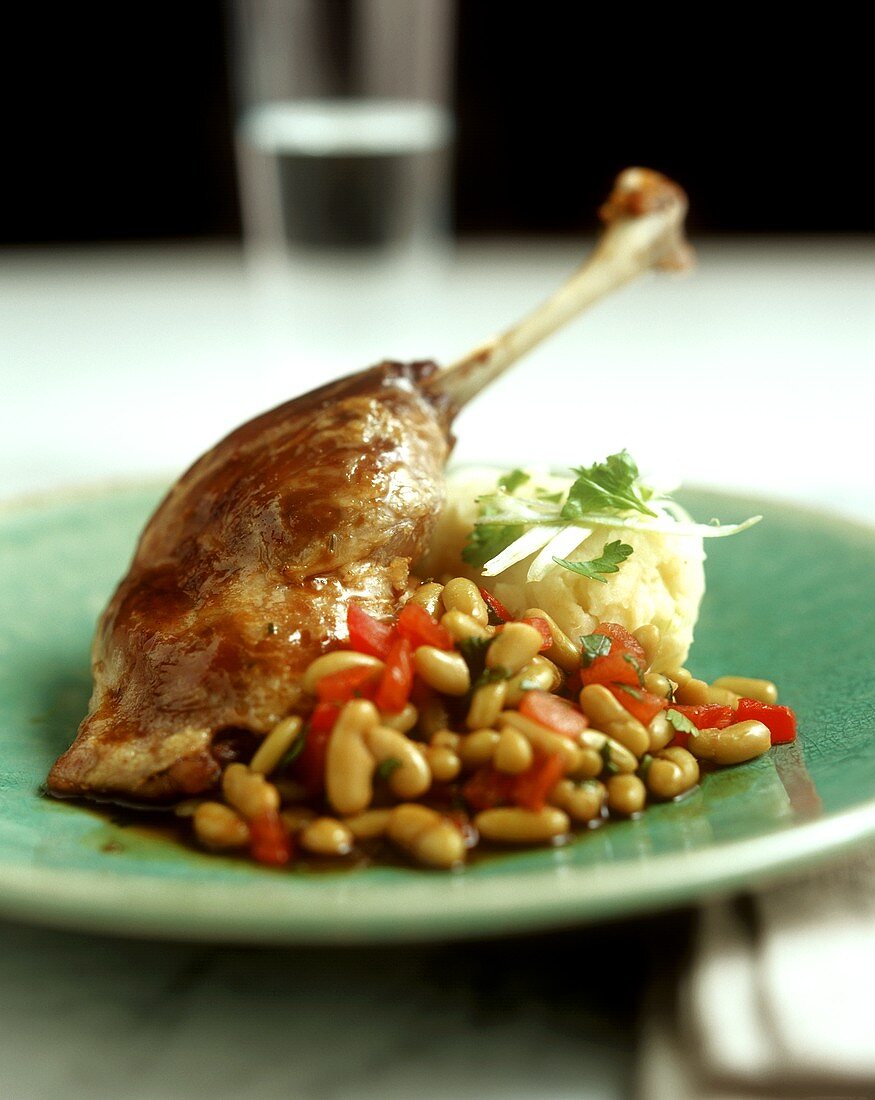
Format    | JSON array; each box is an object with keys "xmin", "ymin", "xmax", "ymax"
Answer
[{"xmin": 428, "ymin": 167, "xmax": 693, "ymax": 409}]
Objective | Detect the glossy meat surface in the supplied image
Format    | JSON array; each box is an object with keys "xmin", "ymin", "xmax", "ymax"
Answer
[{"xmin": 48, "ymin": 361, "xmax": 454, "ymax": 801}]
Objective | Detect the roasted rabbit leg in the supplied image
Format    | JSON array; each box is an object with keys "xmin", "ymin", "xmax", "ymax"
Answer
[{"xmin": 48, "ymin": 168, "xmax": 691, "ymax": 803}]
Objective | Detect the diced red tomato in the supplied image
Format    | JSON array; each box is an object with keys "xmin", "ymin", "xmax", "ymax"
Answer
[
  {"xmin": 668, "ymin": 703, "xmax": 736, "ymax": 748},
  {"xmin": 462, "ymin": 765, "xmax": 516, "ymax": 811},
  {"xmin": 479, "ymin": 588, "xmax": 513, "ymax": 623},
  {"xmin": 672, "ymin": 703, "xmax": 735, "ymax": 730},
  {"xmin": 316, "ymin": 664, "xmax": 379, "ymax": 704},
  {"xmin": 513, "ymin": 753, "xmax": 566, "ymax": 812},
  {"xmin": 519, "ymin": 691, "xmax": 588, "ymax": 739},
  {"xmin": 396, "ymin": 602, "xmax": 453, "ymax": 650},
  {"xmin": 596, "ymin": 622, "xmax": 646, "ymax": 663},
  {"xmin": 464, "ymin": 755, "xmax": 568, "ymax": 814},
  {"xmin": 375, "ymin": 636, "xmax": 414, "ymax": 713},
  {"xmin": 736, "ymin": 698, "xmax": 798, "ymax": 744},
  {"xmin": 347, "ymin": 603, "xmax": 395, "ymax": 659},
  {"xmin": 670, "ymin": 729, "xmax": 692, "ymax": 749},
  {"xmin": 309, "ymin": 701, "xmax": 340, "ymax": 734},
  {"xmin": 519, "ymin": 616, "xmax": 553, "ymax": 651},
  {"xmin": 580, "ymin": 649, "xmax": 644, "ymax": 689},
  {"xmin": 248, "ymin": 811, "xmax": 292, "ymax": 866},
  {"xmin": 607, "ymin": 684, "xmax": 667, "ymax": 726},
  {"xmin": 292, "ymin": 723, "xmax": 333, "ymax": 796}
]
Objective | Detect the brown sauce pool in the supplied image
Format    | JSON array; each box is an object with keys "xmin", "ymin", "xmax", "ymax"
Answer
[
  {"xmin": 44, "ymin": 778, "xmax": 705, "ymax": 874},
  {"xmin": 43, "ymin": 797, "xmax": 661, "ymax": 876}
]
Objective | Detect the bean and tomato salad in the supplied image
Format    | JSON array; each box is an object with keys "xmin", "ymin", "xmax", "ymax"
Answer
[{"xmin": 185, "ymin": 578, "xmax": 797, "ymax": 869}]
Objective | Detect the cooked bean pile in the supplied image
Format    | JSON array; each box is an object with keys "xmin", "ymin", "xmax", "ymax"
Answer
[{"xmin": 183, "ymin": 578, "xmax": 797, "ymax": 869}]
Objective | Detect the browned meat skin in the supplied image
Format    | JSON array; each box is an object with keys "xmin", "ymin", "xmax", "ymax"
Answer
[{"xmin": 48, "ymin": 361, "xmax": 455, "ymax": 802}]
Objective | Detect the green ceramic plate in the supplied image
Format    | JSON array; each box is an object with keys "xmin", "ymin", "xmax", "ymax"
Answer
[{"xmin": 1, "ymin": 484, "xmax": 874, "ymax": 943}]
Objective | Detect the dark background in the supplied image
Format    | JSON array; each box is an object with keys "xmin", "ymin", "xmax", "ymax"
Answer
[{"xmin": 2, "ymin": 6, "xmax": 867, "ymax": 245}]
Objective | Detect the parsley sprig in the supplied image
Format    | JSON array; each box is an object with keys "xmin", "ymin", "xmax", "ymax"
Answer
[
  {"xmin": 561, "ymin": 451, "xmax": 657, "ymax": 521},
  {"xmin": 552, "ymin": 539, "xmax": 633, "ymax": 583},
  {"xmin": 462, "ymin": 493, "xmax": 525, "ymax": 569},
  {"xmin": 498, "ymin": 469, "xmax": 530, "ymax": 494}
]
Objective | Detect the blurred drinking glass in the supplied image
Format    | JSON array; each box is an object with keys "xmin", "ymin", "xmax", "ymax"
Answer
[{"xmin": 232, "ymin": 0, "xmax": 455, "ymax": 262}]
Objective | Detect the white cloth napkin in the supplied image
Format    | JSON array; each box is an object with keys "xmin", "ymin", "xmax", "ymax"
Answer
[{"xmin": 639, "ymin": 846, "xmax": 875, "ymax": 1099}]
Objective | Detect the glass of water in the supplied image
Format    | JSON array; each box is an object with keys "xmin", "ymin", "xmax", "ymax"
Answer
[{"xmin": 231, "ymin": 0, "xmax": 455, "ymax": 260}]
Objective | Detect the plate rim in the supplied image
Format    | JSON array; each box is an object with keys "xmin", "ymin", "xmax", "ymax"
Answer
[{"xmin": 1, "ymin": 800, "xmax": 873, "ymax": 943}]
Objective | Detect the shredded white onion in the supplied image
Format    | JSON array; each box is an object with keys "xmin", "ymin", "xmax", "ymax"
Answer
[
  {"xmin": 475, "ymin": 511, "xmax": 761, "ymax": 540},
  {"xmin": 480, "ymin": 525, "xmax": 557, "ymax": 577},
  {"xmin": 527, "ymin": 525, "xmax": 593, "ymax": 582}
]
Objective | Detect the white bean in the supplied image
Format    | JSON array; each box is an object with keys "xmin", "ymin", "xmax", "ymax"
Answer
[{"xmin": 325, "ymin": 700, "xmax": 379, "ymax": 815}]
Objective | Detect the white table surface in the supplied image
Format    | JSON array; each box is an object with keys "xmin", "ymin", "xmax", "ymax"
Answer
[
  {"xmin": 0, "ymin": 238, "xmax": 873, "ymax": 1100},
  {"xmin": 2, "ymin": 237, "xmax": 873, "ymax": 513}
]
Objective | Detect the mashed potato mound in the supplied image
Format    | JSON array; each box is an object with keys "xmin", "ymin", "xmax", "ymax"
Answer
[{"xmin": 418, "ymin": 467, "xmax": 706, "ymax": 671}]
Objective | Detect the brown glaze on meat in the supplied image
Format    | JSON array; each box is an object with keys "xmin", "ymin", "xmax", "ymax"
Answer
[{"xmin": 48, "ymin": 361, "xmax": 455, "ymax": 802}]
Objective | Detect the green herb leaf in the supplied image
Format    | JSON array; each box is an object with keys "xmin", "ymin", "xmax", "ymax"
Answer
[
  {"xmin": 476, "ymin": 666, "xmax": 510, "ymax": 688},
  {"xmin": 462, "ymin": 488, "xmax": 530, "ymax": 569},
  {"xmin": 599, "ymin": 741, "xmax": 619, "ymax": 775},
  {"xmin": 484, "ymin": 602, "xmax": 506, "ymax": 627},
  {"xmin": 618, "ymin": 683, "xmax": 643, "ymax": 700},
  {"xmin": 535, "ymin": 488, "xmax": 564, "ymax": 504},
  {"xmin": 561, "ymin": 450, "xmax": 658, "ymax": 521},
  {"xmin": 277, "ymin": 730, "xmax": 308, "ymax": 771},
  {"xmin": 458, "ymin": 636, "xmax": 491, "ymax": 682},
  {"xmin": 553, "ymin": 540, "xmax": 634, "ymax": 583},
  {"xmin": 377, "ymin": 757, "xmax": 402, "ymax": 781},
  {"xmin": 462, "ymin": 522, "xmax": 526, "ymax": 569},
  {"xmin": 638, "ymin": 753, "xmax": 654, "ymax": 778},
  {"xmin": 622, "ymin": 653, "xmax": 646, "ymax": 687},
  {"xmin": 665, "ymin": 708, "xmax": 699, "ymax": 735},
  {"xmin": 580, "ymin": 632, "xmax": 612, "ymax": 667},
  {"xmin": 498, "ymin": 469, "xmax": 530, "ymax": 494}
]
